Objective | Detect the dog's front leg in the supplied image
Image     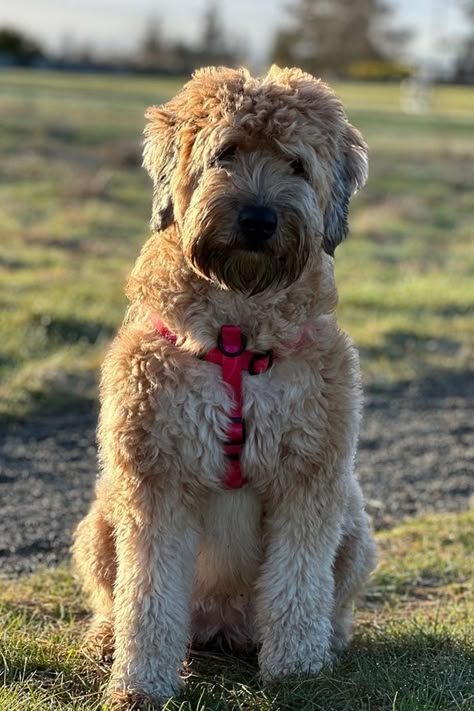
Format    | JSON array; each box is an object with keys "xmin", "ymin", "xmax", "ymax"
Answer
[
  {"xmin": 256, "ymin": 479, "xmax": 344, "ymax": 682},
  {"xmin": 107, "ymin": 487, "xmax": 200, "ymax": 709}
]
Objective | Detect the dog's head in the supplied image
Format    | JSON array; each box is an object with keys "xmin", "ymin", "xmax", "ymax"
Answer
[{"xmin": 143, "ymin": 65, "xmax": 367, "ymax": 295}]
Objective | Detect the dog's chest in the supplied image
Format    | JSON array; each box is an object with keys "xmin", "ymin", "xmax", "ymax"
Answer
[{"xmin": 149, "ymin": 350, "xmax": 330, "ymax": 485}]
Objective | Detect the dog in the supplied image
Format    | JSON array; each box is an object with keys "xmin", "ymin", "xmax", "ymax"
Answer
[{"xmin": 73, "ymin": 65, "xmax": 377, "ymax": 709}]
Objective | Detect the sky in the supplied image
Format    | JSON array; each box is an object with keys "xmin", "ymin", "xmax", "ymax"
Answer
[{"xmin": 0, "ymin": 0, "xmax": 467, "ymax": 69}]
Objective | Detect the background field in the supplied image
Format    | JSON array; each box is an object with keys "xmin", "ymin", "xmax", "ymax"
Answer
[
  {"xmin": 0, "ymin": 70, "xmax": 473, "ymax": 418},
  {"xmin": 0, "ymin": 71, "xmax": 473, "ymax": 710}
]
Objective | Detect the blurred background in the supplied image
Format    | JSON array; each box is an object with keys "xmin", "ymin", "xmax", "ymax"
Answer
[
  {"xmin": 1, "ymin": 0, "xmax": 474, "ymax": 80},
  {"xmin": 0, "ymin": 1, "xmax": 473, "ymax": 574}
]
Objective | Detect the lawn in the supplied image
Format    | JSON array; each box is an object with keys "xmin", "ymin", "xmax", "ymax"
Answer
[
  {"xmin": 0, "ymin": 70, "xmax": 473, "ymax": 418},
  {"xmin": 1, "ymin": 509, "xmax": 472, "ymax": 710},
  {"xmin": 0, "ymin": 71, "xmax": 473, "ymax": 709}
]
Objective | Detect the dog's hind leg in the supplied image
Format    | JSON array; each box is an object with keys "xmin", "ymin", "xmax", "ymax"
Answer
[
  {"xmin": 72, "ymin": 494, "xmax": 116, "ymax": 660},
  {"xmin": 331, "ymin": 481, "xmax": 377, "ymax": 655}
]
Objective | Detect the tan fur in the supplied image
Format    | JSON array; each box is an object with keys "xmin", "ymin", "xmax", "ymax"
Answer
[{"xmin": 72, "ymin": 65, "xmax": 377, "ymax": 709}]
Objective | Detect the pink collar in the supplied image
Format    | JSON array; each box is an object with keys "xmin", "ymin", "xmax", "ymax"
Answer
[{"xmin": 150, "ymin": 316, "xmax": 275, "ymax": 489}]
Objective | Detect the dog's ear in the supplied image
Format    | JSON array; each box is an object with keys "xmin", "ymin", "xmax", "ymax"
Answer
[
  {"xmin": 323, "ymin": 123, "xmax": 368, "ymax": 257},
  {"xmin": 143, "ymin": 106, "xmax": 178, "ymax": 233}
]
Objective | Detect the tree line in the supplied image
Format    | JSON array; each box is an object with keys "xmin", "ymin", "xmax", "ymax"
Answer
[
  {"xmin": 1, "ymin": 0, "xmax": 473, "ymax": 83},
  {"xmin": 0, "ymin": 4, "xmax": 243, "ymax": 75}
]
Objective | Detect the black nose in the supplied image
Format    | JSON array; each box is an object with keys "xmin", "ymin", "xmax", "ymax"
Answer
[{"xmin": 239, "ymin": 206, "xmax": 278, "ymax": 241}]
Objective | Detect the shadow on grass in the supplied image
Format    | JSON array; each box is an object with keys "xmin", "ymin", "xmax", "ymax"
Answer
[
  {"xmin": 181, "ymin": 629, "xmax": 474, "ymax": 711},
  {"xmin": 3, "ymin": 377, "xmax": 98, "ymax": 423},
  {"xmin": 361, "ymin": 328, "xmax": 462, "ymax": 361},
  {"xmin": 3, "ymin": 628, "xmax": 472, "ymax": 711},
  {"xmin": 30, "ymin": 314, "xmax": 114, "ymax": 347},
  {"xmin": 365, "ymin": 364, "xmax": 474, "ymax": 400}
]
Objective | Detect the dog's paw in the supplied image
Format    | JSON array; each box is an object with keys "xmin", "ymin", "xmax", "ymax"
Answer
[
  {"xmin": 106, "ymin": 688, "xmax": 163, "ymax": 710},
  {"xmin": 106, "ymin": 676, "xmax": 182, "ymax": 711},
  {"xmin": 83, "ymin": 618, "xmax": 115, "ymax": 663},
  {"xmin": 259, "ymin": 649, "xmax": 334, "ymax": 685}
]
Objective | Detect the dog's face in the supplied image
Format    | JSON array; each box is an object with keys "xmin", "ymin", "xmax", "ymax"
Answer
[{"xmin": 143, "ymin": 66, "xmax": 368, "ymax": 295}]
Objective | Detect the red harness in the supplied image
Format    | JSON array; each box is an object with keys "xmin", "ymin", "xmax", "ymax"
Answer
[{"xmin": 150, "ymin": 317, "xmax": 275, "ymax": 489}]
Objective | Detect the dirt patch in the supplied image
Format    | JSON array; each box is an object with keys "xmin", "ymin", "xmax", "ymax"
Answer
[{"xmin": 1, "ymin": 385, "xmax": 473, "ymax": 578}]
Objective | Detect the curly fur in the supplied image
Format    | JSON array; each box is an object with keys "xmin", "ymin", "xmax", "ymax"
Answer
[{"xmin": 72, "ymin": 65, "xmax": 377, "ymax": 709}]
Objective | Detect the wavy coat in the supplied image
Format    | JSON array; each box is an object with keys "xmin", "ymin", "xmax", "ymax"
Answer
[{"xmin": 73, "ymin": 65, "xmax": 377, "ymax": 709}]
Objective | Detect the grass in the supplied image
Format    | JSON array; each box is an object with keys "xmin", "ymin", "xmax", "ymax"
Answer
[
  {"xmin": 1, "ymin": 72, "xmax": 472, "ymax": 709},
  {"xmin": 0, "ymin": 70, "xmax": 473, "ymax": 418},
  {"xmin": 0, "ymin": 509, "xmax": 472, "ymax": 710}
]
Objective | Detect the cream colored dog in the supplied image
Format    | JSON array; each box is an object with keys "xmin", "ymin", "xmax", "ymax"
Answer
[{"xmin": 73, "ymin": 65, "xmax": 377, "ymax": 709}]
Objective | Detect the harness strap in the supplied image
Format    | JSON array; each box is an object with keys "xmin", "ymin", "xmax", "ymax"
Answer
[{"xmin": 150, "ymin": 317, "xmax": 275, "ymax": 489}]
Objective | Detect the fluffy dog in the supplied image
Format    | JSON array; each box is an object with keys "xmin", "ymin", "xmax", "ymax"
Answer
[{"xmin": 73, "ymin": 65, "xmax": 377, "ymax": 709}]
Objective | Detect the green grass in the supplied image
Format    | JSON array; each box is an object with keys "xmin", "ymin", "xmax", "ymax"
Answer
[
  {"xmin": 0, "ymin": 71, "xmax": 473, "ymax": 417},
  {"xmin": 1, "ymin": 72, "xmax": 472, "ymax": 709},
  {"xmin": 1, "ymin": 509, "xmax": 472, "ymax": 710}
]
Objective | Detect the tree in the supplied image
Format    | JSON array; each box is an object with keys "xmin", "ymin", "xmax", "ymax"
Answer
[
  {"xmin": 137, "ymin": 18, "xmax": 168, "ymax": 70},
  {"xmin": 200, "ymin": 3, "xmax": 225, "ymax": 58},
  {"xmin": 271, "ymin": 0, "xmax": 412, "ymax": 77},
  {"xmin": 0, "ymin": 27, "xmax": 44, "ymax": 66},
  {"xmin": 453, "ymin": 0, "xmax": 474, "ymax": 83},
  {"xmin": 196, "ymin": 3, "xmax": 238, "ymax": 67}
]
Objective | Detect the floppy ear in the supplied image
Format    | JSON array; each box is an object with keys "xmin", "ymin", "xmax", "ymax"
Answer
[
  {"xmin": 323, "ymin": 123, "xmax": 368, "ymax": 256},
  {"xmin": 143, "ymin": 106, "xmax": 178, "ymax": 233}
]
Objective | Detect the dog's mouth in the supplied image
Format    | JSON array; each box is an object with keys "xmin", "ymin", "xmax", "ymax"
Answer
[
  {"xmin": 188, "ymin": 235, "xmax": 308, "ymax": 296},
  {"xmin": 240, "ymin": 238, "xmax": 272, "ymax": 254},
  {"xmin": 194, "ymin": 252, "xmax": 288, "ymax": 295}
]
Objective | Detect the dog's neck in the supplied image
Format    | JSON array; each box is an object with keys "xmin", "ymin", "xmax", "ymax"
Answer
[{"xmin": 125, "ymin": 230, "xmax": 339, "ymax": 353}]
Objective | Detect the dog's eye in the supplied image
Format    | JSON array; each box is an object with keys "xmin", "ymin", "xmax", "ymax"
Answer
[
  {"xmin": 290, "ymin": 158, "xmax": 307, "ymax": 178},
  {"xmin": 212, "ymin": 145, "xmax": 237, "ymax": 165}
]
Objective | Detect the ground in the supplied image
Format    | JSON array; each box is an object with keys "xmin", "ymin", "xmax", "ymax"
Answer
[
  {"xmin": 0, "ymin": 72, "xmax": 473, "ymax": 709},
  {"xmin": 1, "ymin": 511, "xmax": 473, "ymax": 709},
  {"xmin": 1, "ymin": 390, "xmax": 473, "ymax": 577}
]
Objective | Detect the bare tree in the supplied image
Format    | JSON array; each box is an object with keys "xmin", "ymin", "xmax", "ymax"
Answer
[
  {"xmin": 135, "ymin": 5, "xmax": 243, "ymax": 74},
  {"xmin": 137, "ymin": 18, "xmax": 168, "ymax": 70},
  {"xmin": 453, "ymin": 0, "xmax": 474, "ymax": 82},
  {"xmin": 196, "ymin": 2, "xmax": 239, "ymax": 67}
]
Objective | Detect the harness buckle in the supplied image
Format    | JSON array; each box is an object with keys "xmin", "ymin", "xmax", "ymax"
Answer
[
  {"xmin": 218, "ymin": 327, "xmax": 247, "ymax": 356},
  {"xmin": 248, "ymin": 350, "xmax": 274, "ymax": 375}
]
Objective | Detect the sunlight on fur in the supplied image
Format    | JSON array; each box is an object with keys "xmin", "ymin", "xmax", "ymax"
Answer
[{"xmin": 72, "ymin": 65, "xmax": 376, "ymax": 710}]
